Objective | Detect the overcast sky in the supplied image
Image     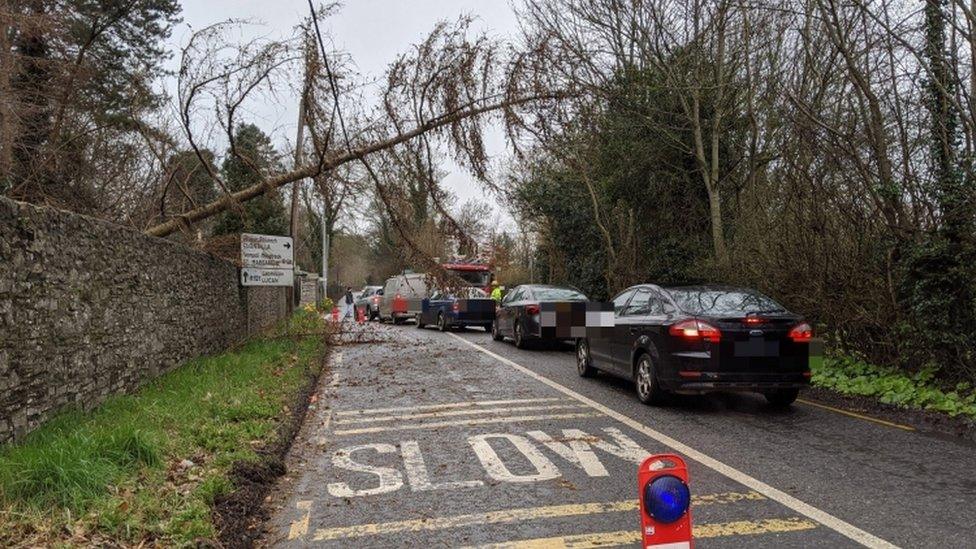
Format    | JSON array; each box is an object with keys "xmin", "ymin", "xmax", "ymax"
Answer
[{"xmin": 166, "ymin": 0, "xmax": 521, "ymax": 229}]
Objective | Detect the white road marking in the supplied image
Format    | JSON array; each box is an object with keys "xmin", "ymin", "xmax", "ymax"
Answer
[
  {"xmin": 447, "ymin": 333, "xmax": 899, "ymax": 549},
  {"xmin": 335, "ymin": 397, "xmax": 567, "ymax": 417},
  {"xmin": 401, "ymin": 440, "xmax": 484, "ymax": 491},
  {"xmin": 469, "ymin": 433, "xmax": 562, "ymax": 483},
  {"xmin": 326, "ymin": 443, "xmax": 403, "ymax": 497},
  {"xmin": 332, "ymin": 412, "xmax": 602, "ymax": 436},
  {"xmin": 333, "ymin": 403, "xmax": 590, "ymax": 424}
]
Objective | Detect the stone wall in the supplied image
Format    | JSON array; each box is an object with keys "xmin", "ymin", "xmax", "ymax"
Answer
[{"xmin": 0, "ymin": 197, "xmax": 287, "ymax": 442}]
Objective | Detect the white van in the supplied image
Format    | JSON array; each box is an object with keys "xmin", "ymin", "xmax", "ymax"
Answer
[{"xmin": 379, "ymin": 273, "xmax": 431, "ymax": 324}]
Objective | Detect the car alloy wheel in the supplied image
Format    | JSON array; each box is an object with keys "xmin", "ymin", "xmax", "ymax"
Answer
[
  {"xmin": 635, "ymin": 354, "xmax": 664, "ymax": 405},
  {"xmin": 491, "ymin": 320, "xmax": 504, "ymax": 341},
  {"xmin": 438, "ymin": 313, "xmax": 448, "ymax": 332},
  {"xmin": 514, "ymin": 321, "xmax": 527, "ymax": 349},
  {"xmin": 577, "ymin": 339, "xmax": 596, "ymax": 377}
]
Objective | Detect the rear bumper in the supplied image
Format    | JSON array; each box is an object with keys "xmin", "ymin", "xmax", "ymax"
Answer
[
  {"xmin": 662, "ymin": 352, "xmax": 811, "ymax": 393},
  {"xmin": 671, "ymin": 377, "xmax": 810, "ymax": 394}
]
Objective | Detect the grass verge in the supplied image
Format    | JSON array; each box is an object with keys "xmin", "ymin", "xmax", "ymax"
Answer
[
  {"xmin": 811, "ymin": 353, "xmax": 976, "ymax": 420},
  {"xmin": 0, "ymin": 309, "xmax": 327, "ymax": 547}
]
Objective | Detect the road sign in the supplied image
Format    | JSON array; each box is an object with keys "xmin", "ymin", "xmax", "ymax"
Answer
[
  {"xmin": 241, "ymin": 267, "xmax": 294, "ymax": 287},
  {"xmin": 241, "ymin": 233, "xmax": 294, "ymax": 269},
  {"xmin": 638, "ymin": 454, "xmax": 693, "ymax": 548}
]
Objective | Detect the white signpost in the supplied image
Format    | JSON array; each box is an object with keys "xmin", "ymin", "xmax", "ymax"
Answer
[{"xmin": 240, "ymin": 233, "xmax": 294, "ymax": 287}]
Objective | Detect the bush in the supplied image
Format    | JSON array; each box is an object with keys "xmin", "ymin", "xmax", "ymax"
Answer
[{"xmin": 812, "ymin": 353, "xmax": 976, "ymax": 419}]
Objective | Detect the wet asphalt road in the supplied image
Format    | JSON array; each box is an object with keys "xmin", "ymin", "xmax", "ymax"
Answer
[{"xmin": 264, "ymin": 322, "xmax": 976, "ymax": 548}]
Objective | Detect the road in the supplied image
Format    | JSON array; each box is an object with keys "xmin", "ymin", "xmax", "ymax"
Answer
[{"xmin": 264, "ymin": 322, "xmax": 976, "ymax": 548}]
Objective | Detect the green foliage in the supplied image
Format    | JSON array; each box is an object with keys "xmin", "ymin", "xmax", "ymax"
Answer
[
  {"xmin": 212, "ymin": 123, "xmax": 288, "ymax": 236},
  {"xmin": 513, "ymin": 66, "xmax": 714, "ymax": 298},
  {"xmin": 812, "ymin": 354, "xmax": 976, "ymax": 419},
  {"xmin": 0, "ymin": 312, "xmax": 326, "ymax": 546}
]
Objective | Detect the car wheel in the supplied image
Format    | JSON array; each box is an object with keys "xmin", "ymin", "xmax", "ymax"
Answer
[
  {"xmin": 764, "ymin": 388, "xmax": 800, "ymax": 408},
  {"xmin": 514, "ymin": 320, "xmax": 528, "ymax": 349},
  {"xmin": 438, "ymin": 313, "xmax": 448, "ymax": 332},
  {"xmin": 576, "ymin": 339, "xmax": 596, "ymax": 378},
  {"xmin": 393, "ymin": 316, "xmax": 404, "ymax": 325},
  {"xmin": 635, "ymin": 353, "xmax": 665, "ymax": 405},
  {"xmin": 491, "ymin": 320, "xmax": 504, "ymax": 341},
  {"xmin": 416, "ymin": 314, "xmax": 425, "ymax": 329}
]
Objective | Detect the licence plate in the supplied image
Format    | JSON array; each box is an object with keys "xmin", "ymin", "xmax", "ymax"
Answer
[{"xmin": 734, "ymin": 338, "xmax": 780, "ymax": 357}]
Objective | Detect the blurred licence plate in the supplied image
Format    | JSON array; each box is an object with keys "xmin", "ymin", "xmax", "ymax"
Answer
[{"xmin": 734, "ymin": 338, "xmax": 780, "ymax": 357}]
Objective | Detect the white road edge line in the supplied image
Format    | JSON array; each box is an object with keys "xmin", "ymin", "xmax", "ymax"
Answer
[{"xmin": 446, "ymin": 333, "xmax": 899, "ymax": 549}]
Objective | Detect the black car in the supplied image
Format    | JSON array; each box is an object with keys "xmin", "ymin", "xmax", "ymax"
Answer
[
  {"xmin": 492, "ymin": 284, "xmax": 589, "ymax": 348},
  {"xmin": 576, "ymin": 284, "xmax": 813, "ymax": 407}
]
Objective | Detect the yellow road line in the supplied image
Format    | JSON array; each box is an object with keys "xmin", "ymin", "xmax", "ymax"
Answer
[
  {"xmin": 334, "ymin": 403, "xmax": 591, "ymax": 424},
  {"xmin": 332, "ymin": 412, "xmax": 603, "ymax": 436},
  {"xmin": 310, "ymin": 492, "xmax": 763, "ymax": 541},
  {"xmin": 287, "ymin": 501, "xmax": 312, "ymax": 540},
  {"xmin": 466, "ymin": 517, "xmax": 819, "ymax": 548},
  {"xmin": 797, "ymin": 398, "xmax": 916, "ymax": 432},
  {"xmin": 335, "ymin": 397, "xmax": 567, "ymax": 417}
]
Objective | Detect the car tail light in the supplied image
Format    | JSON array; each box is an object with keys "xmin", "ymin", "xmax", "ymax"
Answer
[
  {"xmin": 789, "ymin": 322, "xmax": 813, "ymax": 343},
  {"xmin": 372, "ymin": 296, "xmax": 380, "ymax": 304},
  {"xmin": 669, "ymin": 319, "xmax": 721, "ymax": 343},
  {"xmin": 395, "ymin": 293, "xmax": 402, "ymax": 300},
  {"xmin": 525, "ymin": 304, "xmax": 540, "ymax": 315},
  {"xmin": 743, "ymin": 316, "xmax": 765, "ymax": 325},
  {"xmin": 452, "ymin": 302, "xmax": 460, "ymax": 312}
]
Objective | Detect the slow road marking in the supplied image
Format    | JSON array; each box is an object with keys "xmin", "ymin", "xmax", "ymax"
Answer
[
  {"xmin": 447, "ymin": 333, "xmax": 899, "ymax": 549},
  {"xmin": 308, "ymin": 492, "xmax": 765, "ymax": 541}
]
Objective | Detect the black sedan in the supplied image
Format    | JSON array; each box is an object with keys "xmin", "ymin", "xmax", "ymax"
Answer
[
  {"xmin": 492, "ymin": 284, "xmax": 589, "ymax": 348},
  {"xmin": 576, "ymin": 284, "xmax": 813, "ymax": 407}
]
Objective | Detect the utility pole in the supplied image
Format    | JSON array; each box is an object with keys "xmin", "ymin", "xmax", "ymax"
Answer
[
  {"xmin": 288, "ymin": 79, "xmax": 309, "ymax": 308},
  {"xmin": 322, "ymin": 213, "xmax": 329, "ymax": 300}
]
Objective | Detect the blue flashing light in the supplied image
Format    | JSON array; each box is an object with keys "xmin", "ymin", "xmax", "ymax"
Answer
[{"xmin": 643, "ymin": 475, "xmax": 691, "ymax": 524}]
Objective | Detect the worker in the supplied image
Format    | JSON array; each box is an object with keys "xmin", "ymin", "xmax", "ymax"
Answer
[{"xmin": 490, "ymin": 280, "xmax": 503, "ymax": 302}]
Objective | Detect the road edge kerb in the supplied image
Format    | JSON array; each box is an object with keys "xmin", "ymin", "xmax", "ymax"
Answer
[{"xmin": 447, "ymin": 333, "xmax": 899, "ymax": 549}]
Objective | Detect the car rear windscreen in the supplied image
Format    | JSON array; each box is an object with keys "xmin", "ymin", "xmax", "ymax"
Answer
[
  {"xmin": 668, "ymin": 289, "xmax": 785, "ymax": 316},
  {"xmin": 533, "ymin": 288, "xmax": 587, "ymax": 301}
]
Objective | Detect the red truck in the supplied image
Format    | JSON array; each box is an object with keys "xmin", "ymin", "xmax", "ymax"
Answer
[{"xmin": 442, "ymin": 259, "xmax": 494, "ymax": 293}]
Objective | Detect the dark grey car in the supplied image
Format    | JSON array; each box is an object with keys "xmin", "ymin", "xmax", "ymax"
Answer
[{"xmin": 491, "ymin": 284, "xmax": 588, "ymax": 348}]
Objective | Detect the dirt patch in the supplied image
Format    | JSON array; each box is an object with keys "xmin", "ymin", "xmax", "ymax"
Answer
[
  {"xmin": 211, "ymin": 347, "xmax": 328, "ymax": 548},
  {"xmin": 804, "ymin": 386, "xmax": 976, "ymax": 444}
]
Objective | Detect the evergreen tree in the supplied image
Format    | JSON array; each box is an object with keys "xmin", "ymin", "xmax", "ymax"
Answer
[{"xmin": 212, "ymin": 124, "xmax": 288, "ymax": 236}]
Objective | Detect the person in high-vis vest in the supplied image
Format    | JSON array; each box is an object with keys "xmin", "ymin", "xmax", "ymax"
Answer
[{"xmin": 490, "ymin": 280, "xmax": 503, "ymax": 302}]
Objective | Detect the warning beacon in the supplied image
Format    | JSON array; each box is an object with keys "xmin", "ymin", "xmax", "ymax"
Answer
[{"xmin": 638, "ymin": 454, "xmax": 693, "ymax": 549}]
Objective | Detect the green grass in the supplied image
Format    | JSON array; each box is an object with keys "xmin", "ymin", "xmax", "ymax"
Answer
[
  {"xmin": 812, "ymin": 353, "xmax": 976, "ymax": 419},
  {"xmin": 0, "ymin": 309, "xmax": 326, "ymax": 546}
]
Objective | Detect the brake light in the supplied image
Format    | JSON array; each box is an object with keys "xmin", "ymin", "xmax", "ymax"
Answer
[
  {"xmin": 789, "ymin": 322, "xmax": 813, "ymax": 343},
  {"xmin": 668, "ymin": 319, "xmax": 721, "ymax": 343},
  {"xmin": 452, "ymin": 302, "xmax": 460, "ymax": 312},
  {"xmin": 743, "ymin": 316, "xmax": 765, "ymax": 325},
  {"xmin": 525, "ymin": 304, "xmax": 540, "ymax": 315},
  {"xmin": 372, "ymin": 296, "xmax": 379, "ymax": 304}
]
